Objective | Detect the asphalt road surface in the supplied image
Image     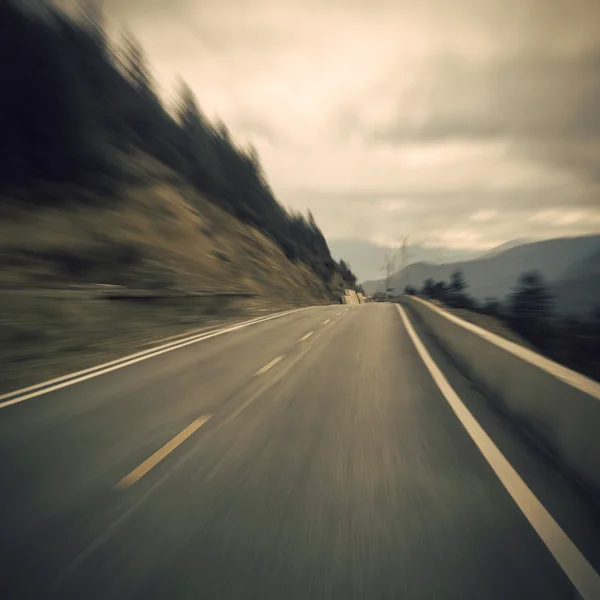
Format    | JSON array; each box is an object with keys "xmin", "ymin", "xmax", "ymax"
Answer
[{"xmin": 1, "ymin": 303, "xmax": 599, "ymax": 599}]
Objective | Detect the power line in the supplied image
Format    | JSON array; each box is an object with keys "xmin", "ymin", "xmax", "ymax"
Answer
[{"xmin": 379, "ymin": 236, "xmax": 415, "ymax": 299}]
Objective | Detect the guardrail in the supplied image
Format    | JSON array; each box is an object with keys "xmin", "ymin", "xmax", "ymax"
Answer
[{"xmin": 403, "ymin": 296, "xmax": 600, "ymax": 495}]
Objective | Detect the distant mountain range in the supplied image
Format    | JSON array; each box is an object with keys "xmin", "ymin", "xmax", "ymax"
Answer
[
  {"xmin": 328, "ymin": 239, "xmax": 480, "ymax": 282},
  {"xmin": 477, "ymin": 238, "xmax": 533, "ymax": 259},
  {"xmin": 550, "ymin": 246, "xmax": 600, "ymax": 317},
  {"xmin": 361, "ymin": 234, "xmax": 600, "ymax": 318}
]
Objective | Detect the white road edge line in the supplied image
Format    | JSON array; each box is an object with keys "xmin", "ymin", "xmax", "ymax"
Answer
[
  {"xmin": 255, "ymin": 355, "xmax": 284, "ymax": 376},
  {"xmin": 322, "ymin": 319, "xmax": 330, "ymax": 325},
  {"xmin": 412, "ymin": 297, "xmax": 600, "ymax": 399},
  {"xmin": 299, "ymin": 332, "xmax": 313, "ymax": 341},
  {"xmin": 0, "ymin": 307, "xmax": 319, "ymax": 408},
  {"xmin": 396, "ymin": 305, "xmax": 600, "ymax": 600},
  {"xmin": 336, "ymin": 312, "xmax": 342, "ymax": 316}
]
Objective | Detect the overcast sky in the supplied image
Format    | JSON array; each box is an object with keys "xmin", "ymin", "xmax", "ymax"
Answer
[{"xmin": 99, "ymin": 0, "xmax": 600, "ymax": 250}]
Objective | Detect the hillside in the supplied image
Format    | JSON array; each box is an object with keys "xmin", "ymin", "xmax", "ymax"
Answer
[
  {"xmin": 0, "ymin": 2, "xmax": 357, "ymax": 390},
  {"xmin": 0, "ymin": 162, "xmax": 337, "ymax": 302},
  {"xmin": 0, "ymin": 1, "xmax": 355, "ymax": 296},
  {"xmin": 550, "ymin": 248, "xmax": 600, "ymax": 317},
  {"xmin": 478, "ymin": 238, "xmax": 532, "ymax": 259},
  {"xmin": 363, "ymin": 234, "xmax": 600, "ymax": 316},
  {"xmin": 0, "ymin": 161, "xmax": 351, "ymax": 391}
]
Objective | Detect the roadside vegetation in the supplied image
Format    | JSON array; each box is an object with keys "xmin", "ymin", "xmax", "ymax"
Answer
[{"xmin": 405, "ymin": 270, "xmax": 600, "ymax": 382}]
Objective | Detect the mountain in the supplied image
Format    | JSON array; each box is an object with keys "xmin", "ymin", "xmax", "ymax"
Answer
[
  {"xmin": 328, "ymin": 239, "xmax": 480, "ymax": 282},
  {"xmin": 550, "ymin": 248, "xmax": 600, "ymax": 318},
  {"xmin": 362, "ymin": 234, "xmax": 600, "ymax": 317},
  {"xmin": 478, "ymin": 238, "xmax": 532, "ymax": 259}
]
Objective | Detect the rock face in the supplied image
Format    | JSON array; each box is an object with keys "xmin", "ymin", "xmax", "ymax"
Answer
[{"xmin": 341, "ymin": 289, "xmax": 365, "ymax": 304}]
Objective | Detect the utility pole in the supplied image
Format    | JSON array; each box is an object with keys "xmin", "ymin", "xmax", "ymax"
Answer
[
  {"xmin": 400, "ymin": 236, "xmax": 414, "ymax": 292},
  {"xmin": 379, "ymin": 252, "xmax": 395, "ymax": 300},
  {"xmin": 379, "ymin": 237, "xmax": 415, "ymax": 300},
  {"xmin": 400, "ymin": 237, "xmax": 408, "ymax": 274}
]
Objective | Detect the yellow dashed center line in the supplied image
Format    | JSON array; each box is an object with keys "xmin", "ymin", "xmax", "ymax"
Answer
[
  {"xmin": 115, "ymin": 414, "xmax": 212, "ymax": 489},
  {"xmin": 255, "ymin": 355, "xmax": 284, "ymax": 376}
]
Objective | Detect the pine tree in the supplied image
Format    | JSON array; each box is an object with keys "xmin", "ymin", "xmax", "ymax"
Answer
[
  {"xmin": 0, "ymin": 1, "xmax": 359, "ymax": 290},
  {"xmin": 507, "ymin": 270, "xmax": 554, "ymax": 343},
  {"xmin": 449, "ymin": 269, "xmax": 467, "ymax": 294}
]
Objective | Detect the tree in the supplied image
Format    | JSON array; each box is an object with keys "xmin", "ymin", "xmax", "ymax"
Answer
[
  {"xmin": 508, "ymin": 271, "xmax": 553, "ymax": 320},
  {"xmin": 422, "ymin": 278, "xmax": 446, "ymax": 300},
  {"xmin": 446, "ymin": 269, "xmax": 471, "ymax": 307},
  {"xmin": 79, "ymin": 0, "xmax": 106, "ymax": 48},
  {"xmin": 431, "ymin": 281, "xmax": 447, "ymax": 300},
  {"xmin": 422, "ymin": 278, "xmax": 435, "ymax": 297},
  {"xmin": 507, "ymin": 270, "xmax": 554, "ymax": 341},
  {"xmin": 449, "ymin": 269, "xmax": 467, "ymax": 294},
  {"xmin": 120, "ymin": 31, "xmax": 154, "ymax": 98},
  {"xmin": 174, "ymin": 80, "xmax": 225, "ymax": 193},
  {"xmin": 481, "ymin": 297, "xmax": 501, "ymax": 316},
  {"xmin": 117, "ymin": 31, "xmax": 171, "ymax": 158},
  {"xmin": 0, "ymin": 1, "xmax": 356, "ymax": 294},
  {"xmin": 0, "ymin": 1, "xmax": 113, "ymax": 189},
  {"xmin": 338, "ymin": 259, "xmax": 357, "ymax": 288}
]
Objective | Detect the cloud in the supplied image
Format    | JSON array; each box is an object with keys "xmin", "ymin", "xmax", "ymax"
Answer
[
  {"xmin": 354, "ymin": 50, "xmax": 600, "ymax": 182},
  {"xmin": 97, "ymin": 0, "xmax": 600, "ymax": 249},
  {"xmin": 281, "ymin": 188, "xmax": 600, "ymax": 250},
  {"xmin": 470, "ymin": 210, "xmax": 497, "ymax": 222}
]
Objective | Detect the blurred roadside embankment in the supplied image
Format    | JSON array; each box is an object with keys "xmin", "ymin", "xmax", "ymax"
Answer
[
  {"xmin": 0, "ymin": 171, "xmax": 346, "ymax": 393},
  {"xmin": 0, "ymin": 2, "xmax": 358, "ymax": 392},
  {"xmin": 0, "ymin": 288, "xmax": 306, "ymax": 395}
]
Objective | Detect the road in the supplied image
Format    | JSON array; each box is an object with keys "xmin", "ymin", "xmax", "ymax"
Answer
[{"xmin": 1, "ymin": 303, "xmax": 599, "ymax": 599}]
